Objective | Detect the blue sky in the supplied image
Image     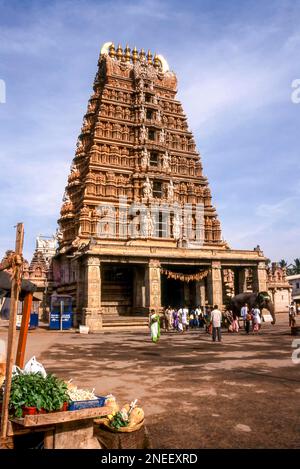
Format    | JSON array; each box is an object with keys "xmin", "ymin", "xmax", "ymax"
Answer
[{"xmin": 0, "ymin": 0, "xmax": 299, "ymax": 263}]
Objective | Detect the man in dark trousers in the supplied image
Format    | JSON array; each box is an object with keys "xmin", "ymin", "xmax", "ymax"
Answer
[{"xmin": 211, "ymin": 305, "xmax": 222, "ymax": 342}]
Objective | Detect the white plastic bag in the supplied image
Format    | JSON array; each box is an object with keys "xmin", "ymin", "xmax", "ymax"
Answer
[
  {"xmin": 23, "ymin": 356, "xmax": 47, "ymax": 377},
  {"xmin": 12, "ymin": 365, "xmax": 23, "ymax": 376}
]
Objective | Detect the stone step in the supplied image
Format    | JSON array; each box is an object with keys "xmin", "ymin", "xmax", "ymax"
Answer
[
  {"xmin": 103, "ymin": 324, "xmax": 148, "ymax": 329},
  {"xmin": 103, "ymin": 323, "xmax": 148, "ymax": 329},
  {"xmin": 103, "ymin": 315, "xmax": 147, "ymax": 321},
  {"xmin": 102, "ymin": 315, "xmax": 148, "ymax": 328}
]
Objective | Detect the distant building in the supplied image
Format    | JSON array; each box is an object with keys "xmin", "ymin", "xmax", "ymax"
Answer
[
  {"xmin": 36, "ymin": 235, "xmax": 57, "ymax": 265},
  {"xmin": 267, "ymin": 263, "xmax": 292, "ymax": 313},
  {"xmin": 29, "ymin": 236, "xmax": 57, "ymax": 319},
  {"xmin": 0, "ymin": 235, "xmax": 57, "ymax": 320},
  {"xmin": 286, "ymin": 274, "xmax": 300, "ymax": 307}
]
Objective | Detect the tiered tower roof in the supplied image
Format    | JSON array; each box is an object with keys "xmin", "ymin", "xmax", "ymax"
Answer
[{"xmin": 58, "ymin": 42, "xmax": 222, "ymax": 252}]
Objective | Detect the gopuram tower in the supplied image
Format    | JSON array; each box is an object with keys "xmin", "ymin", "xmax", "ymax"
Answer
[{"xmin": 54, "ymin": 43, "xmax": 268, "ymax": 331}]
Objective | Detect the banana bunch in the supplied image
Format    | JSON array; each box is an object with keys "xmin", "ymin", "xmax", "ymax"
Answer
[
  {"xmin": 128, "ymin": 406, "xmax": 144, "ymax": 428},
  {"xmin": 107, "ymin": 400, "xmax": 144, "ymax": 429}
]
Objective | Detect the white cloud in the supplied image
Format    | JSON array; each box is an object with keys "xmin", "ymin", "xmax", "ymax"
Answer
[
  {"xmin": 178, "ymin": 36, "xmax": 297, "ymax": 138},
  {"xmin": 255, "ymin": 196, "xmax": 299, "ymax": 219}
]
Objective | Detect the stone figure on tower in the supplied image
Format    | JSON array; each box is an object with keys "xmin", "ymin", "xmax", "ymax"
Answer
[
  {"xmin": 141, "ymin": 148, "xmax": 149, "ymax": 170},
  {"xmin": 173, "ymin": 212, "xmax": 182, "ymax": 240},
  {"xmin": 139, "ymin": 106, "xmax": 146, "ymax": 122},
  {"xmin": 159, "ymin": 128, "xmax": 165, "ymax": 143},
  {"xmin": 162, "ymin": 151, "xmax": 171, "ymax": 171},
  {"xmin": 167, "ymin": 179, "xmax": 175, "ymax": 201},
  {"xmin": 140, "ymin": 124, "xmax": 147, "ymax": 142},
  {"xmin": 142, "ymin": 210, "xmax": 155, "ymax": 238},
  {"xmin": 143, "ymin": 176, "xmax": 153, "ymax": 200}
]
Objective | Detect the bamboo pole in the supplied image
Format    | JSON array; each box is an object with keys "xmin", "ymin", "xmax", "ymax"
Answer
[
  {"xmin": 0, "ymin": 223, "xmax": 24, "ymax": 440},
  {"xmin": 16, "ymin": 292, "xmax": 33, "ymax": 369}
]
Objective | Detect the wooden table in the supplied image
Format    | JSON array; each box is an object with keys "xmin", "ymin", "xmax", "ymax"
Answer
[{"xmin": 8, "ymin": 406, "xmax": 113, "ymax": 449}]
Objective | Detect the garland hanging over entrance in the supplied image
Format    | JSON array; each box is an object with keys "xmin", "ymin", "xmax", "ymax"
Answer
[{"xmin": 160, "ymin": 268, "xmax": 209, "ymax": 283}]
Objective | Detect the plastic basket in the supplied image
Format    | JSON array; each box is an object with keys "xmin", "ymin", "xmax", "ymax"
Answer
[{"xmin": 68, "ymin": 396, "xmax": 106, "ymax": 411}]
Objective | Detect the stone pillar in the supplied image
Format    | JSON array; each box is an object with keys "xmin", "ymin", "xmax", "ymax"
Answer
[
  {"xmin": 183, "ymin": 283, "xmax": 190, "ymax": 306},
  {"xmin": 195, "ymin": 280, "xmax": 206, "ymax": 307},
  {"xmin": 75, "ymin": 258, "xmax": 85, "ymax": 327},
  {"xmin": 238, "ymin": 268, "xmax": 248, "ymax": 294},
  {"xmin": 133, "ymin": 266, "xmax": 146, "ymax": 312},
  {"xmin": 146, "ymin": 259, "xmax": 161, "ymax": 311},
  {"xmin": 252, "ymin": 262, "xmax": 267, "ymax": 292},
  {"xmin": 207, "ymin": 261, "xmax": 223, "ymax": 307},
  {"xmin": 82, "ymin": 256, "xmax": 102, "ymax": 331}
]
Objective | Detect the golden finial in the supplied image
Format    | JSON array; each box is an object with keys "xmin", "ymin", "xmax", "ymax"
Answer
[
  {"xmin": 109, "ymin": 43, "xmax": 116, "ymax": 58},
  {"xmin": 124, "ymin": 44, "xmax": 131, "ymax": 62},
  {"xmin": 153, "ymin": 54, "xmax": 161, "ymax": 69},
  {"xmin": 139, "ymin": 48, "xmax": 146, "ymax": 62},
  {"xmin": 116, "ymin": 44, "xmax": 123, "ymax": 60},
  {"xmin": 132, "ymin": 46, "xmax": 138, "ymax": 63},
  {"xmin": 147, "ymin": 50, "xmax": 153, "ymax": 64}
]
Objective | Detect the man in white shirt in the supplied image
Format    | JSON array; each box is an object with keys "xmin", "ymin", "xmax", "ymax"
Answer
[
  {"xmin": 182, "ymin": 306, "xmax": 189, "ymax": 331},
  {"xmin": 194, "ymin": 306, "xmax": 202, "ymax": 328},
  {"xmin": 240, "ymin": 303, "xmax": 248, "ymax": 330},
  {"xmin": 211, "ymin": 305, "xmax": 222, "ymax": 342}
]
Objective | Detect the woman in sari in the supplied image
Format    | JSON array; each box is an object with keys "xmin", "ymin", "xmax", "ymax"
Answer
[
  {"xmin": 173, "ymin": 309, "xmax": 179, "ymax": 331},
  {"xmin": 232, "ymin": 312, "xmax": 239, "ymax": 333},
  {"xmin": 149, "ymin": 309, "xmax": 161, "ymax": 343}
]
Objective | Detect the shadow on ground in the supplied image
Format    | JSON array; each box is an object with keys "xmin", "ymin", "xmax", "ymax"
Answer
[{"xmin": 34, "ymin": 317, "xmax": 300, "ymax": 448}]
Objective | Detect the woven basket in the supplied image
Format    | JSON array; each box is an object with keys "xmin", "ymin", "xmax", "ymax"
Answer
[{"xmin": 99, "ymin": 418, "xmax": 144, "ymax": 433}]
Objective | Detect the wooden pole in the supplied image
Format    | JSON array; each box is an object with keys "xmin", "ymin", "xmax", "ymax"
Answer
[
  {"xmin": 16, "ymin": 292, "xmax": 33, "ymax": 369},
  {"xmin": 0, "ymin": 223, "xmax": 24, "ymax": 440}
]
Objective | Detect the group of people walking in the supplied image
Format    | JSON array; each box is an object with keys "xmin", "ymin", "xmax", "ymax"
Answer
[
  {"xmin": 224, "ymin": 303, "xmax": 262, "ymax": 335},
  {"xmin": 149, "ymin": 303, "xmax": 264, "ymax": 343},
  {"xmin": 162, "ymin": 306, "xmax": 203, "ymax": 332}
]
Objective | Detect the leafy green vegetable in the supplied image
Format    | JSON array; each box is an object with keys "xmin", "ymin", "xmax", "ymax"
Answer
[
  {"xmin": 9, "ymin": 372, "xmax": 70, "ymax": 417},
  {"xmin": 110, "ymin": 411, "xmax": 129, "ymax": 430}
]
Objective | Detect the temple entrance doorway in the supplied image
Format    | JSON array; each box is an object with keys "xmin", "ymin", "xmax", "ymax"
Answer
[
  {"xmin": 101, "ymin": 263, "xmax": 147, "ymax": 317},
  {"xmin": 161, "ymin": 266, "xmax": 201, "ymax": 308},
  {"xmin": 161, "ymin": 277, "xmax": 184, "ymax": 308}
]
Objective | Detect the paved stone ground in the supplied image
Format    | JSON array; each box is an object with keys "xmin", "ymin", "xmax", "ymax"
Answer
[{"xmin": 1, "ymin": 314, "xmax": 299, "ymax": 448}]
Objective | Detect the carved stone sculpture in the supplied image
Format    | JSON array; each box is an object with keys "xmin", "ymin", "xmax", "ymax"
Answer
[
  {"xmin": 143, "ymin": 176, "xmax": 153, "ymax": 200},
  {"xmin": 167, "ymin": 179, "xmax": 175, "ymax": 201},
  {"xmin": 141, "ymin": 148, "xmax": 149, "ymax": 170}
]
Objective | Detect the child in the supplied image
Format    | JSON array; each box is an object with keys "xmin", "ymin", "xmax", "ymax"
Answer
[{"xmin": 245, "ymin": 311, "xmax": 252, "ymax": 334}]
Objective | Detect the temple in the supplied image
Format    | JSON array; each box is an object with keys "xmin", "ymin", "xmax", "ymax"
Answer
[{"xmin": 52, "ymin": 43, "xmax": 269, "ymax": 331}]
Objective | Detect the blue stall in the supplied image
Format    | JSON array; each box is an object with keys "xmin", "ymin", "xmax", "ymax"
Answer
[{"xmin": 49, "ymin": 294, "xmax": 73, "ymax": 330}]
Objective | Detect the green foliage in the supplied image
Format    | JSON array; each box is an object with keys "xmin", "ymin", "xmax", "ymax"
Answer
[
  {"xmin": 9, "ymin": 372, "xmax": 70, "ymax": 418},
  {"xmin": 109, "ymin": 411, "xmax": 129, "ymax": 430},
  {"xmin": 270, "ymin": 259, "xmax": 300, "ymax": 275},
  {"xmin": 292, "ymin": 258, "xmax": 300, "ymax": 274}
]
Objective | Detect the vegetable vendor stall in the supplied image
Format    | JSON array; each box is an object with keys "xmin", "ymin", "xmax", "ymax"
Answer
[
  {"xmin": 0, "ymin": 224, "xmax": 114, "ymax": 449},
  {"xmin": 0, "ymin": 224, "xmax": 145, "ymax": 449}
]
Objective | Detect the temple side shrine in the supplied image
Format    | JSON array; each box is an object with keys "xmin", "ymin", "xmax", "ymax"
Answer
[{"xmin": 53, "ymin": 42, "xmax": 268, "ymax": 331}]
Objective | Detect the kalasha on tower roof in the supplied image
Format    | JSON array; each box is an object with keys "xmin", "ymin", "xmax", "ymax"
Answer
[{"xmin": 57, "ymin": 42, "xmax": 223, "ymax": 253}]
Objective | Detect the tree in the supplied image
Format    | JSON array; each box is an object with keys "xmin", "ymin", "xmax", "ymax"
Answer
[
  {"xmin": 292, "ymin": 258, "xmax": 300, "ymax": 274},
  {"xmin": 279, "ymin": 259, "xmax": 288, "ymax": 269}
]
